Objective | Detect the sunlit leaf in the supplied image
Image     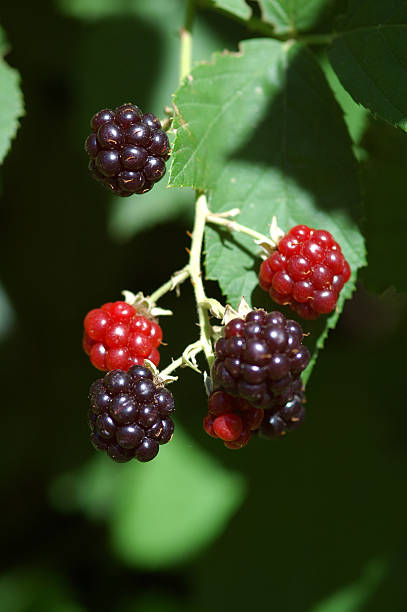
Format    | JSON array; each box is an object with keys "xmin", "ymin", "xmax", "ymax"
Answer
[{"xmin": 170, "ymin": 39, "xmax": 365, "ymax": 379}]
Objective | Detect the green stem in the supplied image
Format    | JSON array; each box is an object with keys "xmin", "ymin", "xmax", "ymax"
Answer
[
  {"xmin": 160, "ymin": 356, "xmax": 184, "ymax": 378},
  {"xmin": 297, "ymin": 32, "xmax": 336, "ymax": 45},
  {"xmin": 179, "ymin": 0, "xmax": 195, "ymax": 82},
  {"xmin": 206, "ymin": 212, "xmax": 276, "ymax": 245},
  {"xmin": 189, "ymin": 193, "xmax": 214, "ymax": 367},
  {"xmin": 149, "ymin": 265, "xmax": 190, "ymax": 303}
]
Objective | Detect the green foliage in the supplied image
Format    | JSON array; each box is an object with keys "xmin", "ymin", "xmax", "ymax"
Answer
[
  {"xmin": 257, "ymin": 0, "xmax": 334, "ymax": 35},
  {"xmin": 211, "ymin": 0, "xmax": 251, "ymax": 21},
  {"xmin": 319, "ymin": 53, "xmax": 369, "ymax": 148},
  {"xmin": 2, "ymin": 1, "xmax": 407, "ymax": 610},
  {"xmin": 0, "ymin": 26, "xmax": 24, "ymax": 165},
  {"xmin": 170, "ymin": 39, "xmax": 366, "ymax": 379},
  {"xmin": 330, "ymin": 25, "xmax": 407, "ymax": 131},
  {"xmin": 51, "ymin": 425, "xmax": 245, "ymax": 568}
]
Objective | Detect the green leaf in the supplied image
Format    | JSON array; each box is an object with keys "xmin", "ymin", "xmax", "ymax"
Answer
[
  {"xmin": 170, "ymin": 39, "xmax": 285, "ymax": 190},
  {"xmin": 330, "ymin": 25, "xmax": 407, "ymax": 131},
  {"xmin": 0, "ymin": 27, "xmax": 24, "ymax": 164},
  {"xmin": 319, "ymin": 54, "xmax": 369, "ymax": 147},
  {"xmin": 50, "ymin": 425, "xmax": 246, "ymax": 569},
  {"xmin": 257, "ymin": 0, "xmax": 335, "ymax": 35},
  {"xmin": 170, "ymin": 39, "xmax": 365, "ymax": 380},
  {"xmin": 211, "ymin": 0, "xmax": 252, "ymax": 21}
]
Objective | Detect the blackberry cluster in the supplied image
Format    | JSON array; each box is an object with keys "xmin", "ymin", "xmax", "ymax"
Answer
[
  {"xmin": 203, "ymin": 390, "xmax": 264, "ymax": 449},
  {"xmin": 89, "ymin": 366, "xmax": 175, "ymax": 463},
  {"xmin": 211, "ymin": 309, "xmax": 309, "ymax": 439},
  {"xmin": 85, "ymin": 104, "xmax": 170, "ymax": 196},
  {"xmin": 259, "ymin": 225, "xmax": 351, "ymax": 319},
  {"xmin": 83, "ymin": 300, "xmax": 162, "ymax": 371}
]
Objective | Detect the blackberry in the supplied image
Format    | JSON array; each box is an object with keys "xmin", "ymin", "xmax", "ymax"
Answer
[
  {"xmin": 259, "ymin": 225, "xmax": 351, "ymax": 319},
  {"xmin": 203, "ymin": 390, "xmax": 264, "ymax": 449},
  {"xmin": 83, "ymin": 300, "xmax": 162, "ymax": 371},
  {"xmin": 211, "ymin": 309, "xmax": 309, "ymax": 419},
  {"xmin": 88, "ymin": 366, "xmax": 175, "ymax": 463},
  {"xmin": 85, "ymin": 104, "xmax": 170, "ymax": 196},
  {"xmin": 260, "ymin": 391, "xmax": 306, "ymax": 439}
]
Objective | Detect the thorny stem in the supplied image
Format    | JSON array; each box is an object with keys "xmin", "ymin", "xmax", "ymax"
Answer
[{"xmin": 149, "ymin": 265, "xmax": 190, "ymax": 303}]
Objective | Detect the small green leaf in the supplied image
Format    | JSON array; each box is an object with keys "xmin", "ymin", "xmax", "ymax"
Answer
[
  {"xmin": 330, "ymin": 25, "xmax": 407, "ymax": 131},
  {"xmin": 257, "ymin": 0, "xmax": 334, "ymax": 35},
  {"xmin": 211, "ymin": 0, "xmax": 252, "ymax": 21},
  {"xmin": 171, "ymin": 39, "xmax": 365, "ymax": 379},
  {"xmin": 0, "ymin": 27, "xmax": 24, "ymax": 164}
]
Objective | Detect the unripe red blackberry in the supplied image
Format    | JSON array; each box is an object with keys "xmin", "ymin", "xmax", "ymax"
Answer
[
  {"xmin": 212, "ymin": 309, "xmax": 309, "ymax": 418},
  {"xmin": 88, "ymin": 366, "xmax": 175, "ymax": 463},
  {"xmin": 85, "ymin": 104, "xmax": 170, "ymax": 196},
  {"xmin": 83, "ymin": 300, "xmax": 162, "ymax": 371},
  {"xmin": 203, "ymin": 390, "xmax": 264, "ymax": 450},
  {"xmin": 259, "ymin": 225, "xmax": 351, "ymax": 319}
]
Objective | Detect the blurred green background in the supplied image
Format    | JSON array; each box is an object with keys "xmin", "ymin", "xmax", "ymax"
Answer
[{"xmin": 1, "ymin": 0, "xmax": 407, "ymax": 610}]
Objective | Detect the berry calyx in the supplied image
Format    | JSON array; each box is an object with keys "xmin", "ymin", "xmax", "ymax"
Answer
[
  {"xmin": 259, "ymin": 225, "xmax": 351, "ymax": 319},
  {"xmin": 88, "ymin": 366, "xmax": 175, "ymax": 463},
  {"xmin": 83, "ymin": 300, "xmax": 163, "ymax": 372},
  {"xmin": 85, "ymin": 104, "xmax": 170, "ymax": 196}
]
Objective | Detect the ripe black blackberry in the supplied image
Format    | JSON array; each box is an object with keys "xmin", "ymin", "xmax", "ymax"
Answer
[
  {"xmin": 260, "ymin": 391, "xmax": 306, "ymax": 439},
  {"xmin": 85, "ymin": 104, "xmax": 170, "ymax": 197},
  {"xmin": 88, "ymin": 366, "xmax": 175, "ymax": 463},
  {"xmin": 212, "ymin": 310, "xmax": 309, "ymax": 423}
]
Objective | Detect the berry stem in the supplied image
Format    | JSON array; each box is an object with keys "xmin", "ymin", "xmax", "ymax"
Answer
[
  {"xmin": 206, "ymin": 211, "xmax": 281, "ymax": 248},
  {"xmin": 189, "ymin": 193, "xmax": 215, "ymax": 368},
  {"xmin": 149, "ymin": 265, "xmax": 190, "ymax": 303},
  {"xmin": 179, "ymin": 0, "xmax": 195, "ymax": 82},
  {"xmin": 160, "ymin": 339, "xmax": 204, "ymax": 377},
  {"xmin": 160, "ymin": 355, "xmax": 184, "ymax": 378}
]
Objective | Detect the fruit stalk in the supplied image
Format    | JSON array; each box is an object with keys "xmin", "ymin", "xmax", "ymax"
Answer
[
  {"xmin": 206, "ymin": 211, "xmax": 275, "ymax": 245},
  {"xmin": 179, "ymin": 0, "xmax": 195, "ymax": 82},
  {"xmin": 189, "ymin": 193, "xmax": 215, "ymax": 367},
  {"xmin": 149, "ymin": 265, "xmax": 190, "ymax": 303}
]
